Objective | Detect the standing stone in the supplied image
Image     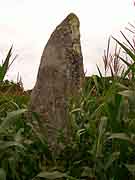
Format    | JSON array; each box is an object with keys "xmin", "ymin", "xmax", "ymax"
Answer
[{"xmin": 29, "ymin": 13, "xmax": 84, "ymax": 150}]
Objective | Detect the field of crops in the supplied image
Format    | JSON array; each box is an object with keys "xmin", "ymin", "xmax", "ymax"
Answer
[{"xmin": 1, "ymin": 28, "xmax": 135, "ymax": 180}]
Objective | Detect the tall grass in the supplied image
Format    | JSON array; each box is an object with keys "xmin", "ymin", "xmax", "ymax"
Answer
[{"xmin": 0, "ymin": 46, "xmax": 17, "ymax": 83}]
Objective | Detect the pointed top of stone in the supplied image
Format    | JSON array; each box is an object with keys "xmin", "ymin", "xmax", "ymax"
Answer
[
  {"xmin": 64, "ymin": 12, "xmax": 80, "ymax": 24},
  {"xmin": 66, "ymin": 12, "xmax": 78, "ymax": 18},
  {"xmin": 55, "ymin": 13, "xmax": 81, "ymax": 55},
  {"xmin": 57, "ymin": 12, "xmax": 80, "ymax": 28}
]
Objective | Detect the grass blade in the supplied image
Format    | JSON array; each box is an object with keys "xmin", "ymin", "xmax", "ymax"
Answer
[{"xmin": 112, "ymin": 37, "xmax": 135, "ymax": 62}]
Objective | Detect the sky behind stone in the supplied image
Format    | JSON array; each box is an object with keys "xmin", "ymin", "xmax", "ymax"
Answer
[{"xmin": 0, "ymin": 0, "xmax": 135, "ymax": 89}]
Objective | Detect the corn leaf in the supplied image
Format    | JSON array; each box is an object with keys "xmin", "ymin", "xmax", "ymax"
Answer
[
  {"xmin": 113, "ymin": 37, "xmax": 135, "ymax": 62},
  {"xmin": 36, "ymin": 171, "xmax": 67, "ymax": 179}
]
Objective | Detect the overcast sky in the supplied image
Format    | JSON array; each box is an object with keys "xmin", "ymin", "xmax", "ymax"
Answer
[{"xmin": 0, "ymin": 0, "xmax": 135, "ymax": 89}]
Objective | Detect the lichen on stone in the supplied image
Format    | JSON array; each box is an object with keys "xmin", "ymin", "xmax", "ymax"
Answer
[{"xmin": 67, "ymin": 13, "xmax": 81, "ymax": 55}]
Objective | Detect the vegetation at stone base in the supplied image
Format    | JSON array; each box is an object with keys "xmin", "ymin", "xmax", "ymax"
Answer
[
  {"xmin": 0, "ymin": 47, "xmax": 51, "ymax": 180},
  {"xmin": 2, "ymin": 76, "xmax": 135, "ymax": 180},
  {"xmin": 2, "ymin": 25, "xmax": 135, "ymax": 180},
  {"xmin": 0, "ymin": 83, "xmax": 52, "ymax": 180}
]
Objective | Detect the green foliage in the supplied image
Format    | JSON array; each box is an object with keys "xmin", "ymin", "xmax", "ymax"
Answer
[
  {"xmin": 0, "ymin": 85, "xmax": 50, "ymax": 180},
  {"xmin": 54, "ymin": 76, "xmax": 135, "ymax": 180},
  {"xmin": 0, "ymin": 106, "xmax": 48, "ymax": 180},
  {"xmin": 0, "ymin": 46, "xmax": 17, "ymax": 83}
]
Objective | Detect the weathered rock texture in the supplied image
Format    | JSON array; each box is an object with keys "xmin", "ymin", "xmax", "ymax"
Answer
[{"xmin": 29, "ymin": 13, "xmax": 84, "ymax": 150}]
